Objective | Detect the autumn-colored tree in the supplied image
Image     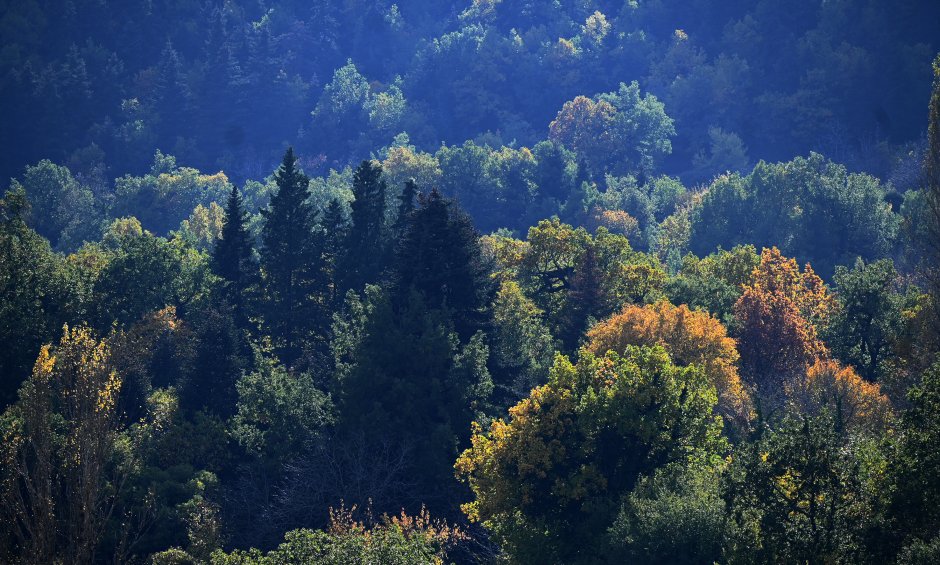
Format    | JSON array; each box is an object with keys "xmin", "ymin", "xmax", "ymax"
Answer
[
  {"xmin": 586, "ymin": 300, "xmax": 753, "ymax": 429},
  {"xmin": 456, "ymin": 346, "xmax": 725, "ymax": 564},
  {"xmin": 734, "ymin": 248, "xmax": 832, "ymax": 413},
  {"xmin": 548, "ymin": 95, "xmax": 616, "ymax": 175},
  {"xmin": 0, "ymin": 326, "xmax": 126, "ymax": 564},
  {"xmin": 749, "ymin": 247, "xmax": 835, "ymax": 329},
  {"xmin": 785, "ymin": 359, "xmax": 893, "ymax": 435}
]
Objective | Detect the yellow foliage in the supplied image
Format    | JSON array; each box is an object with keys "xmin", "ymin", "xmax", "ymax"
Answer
[
  {"xmin": 785, "ymin": 359, "xmax": 893, "ymax": 434},
  {"xmin": 586, "ymin": 300, "xmax": 753, "ymax": 428}
]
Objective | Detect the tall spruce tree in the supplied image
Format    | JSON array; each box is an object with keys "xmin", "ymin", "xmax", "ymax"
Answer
[
  {"xmin": 392, "ymin": 178, "xmax": 418, "ymax": 240},
  {"xmin": 393, "ymin": 188, "xmax": 494, "ymax": 341},
  {"xmin": 321, "ymin": 198, "xmax": 347, "ymax": 306},
  {"xmin": 212, "ymin": 184, "xmax": 257, "ymax": 330},
  {"xmin": 260, "ymin": 147, "xmax": 329, "ymax": 365},
  {"xmin": 926, "ymin": 54, "xmax": 940, "ymax": 327},
  {"xmin": 341, "ymin": 160, "xmax": 388, "ymax": 292}
]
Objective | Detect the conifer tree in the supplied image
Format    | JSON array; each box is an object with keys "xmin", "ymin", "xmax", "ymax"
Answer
[
  {"xmin": 321, "ymin": 198, "xmax": 347, "ymax": 306},
  {"xmin": 212, "ymin": 184, "xmax": 257, "ymax": 330},
  {"xmin": 394, "ymin": 188, "xmax": 494, "ymax": 341},
  {"xmin": 260, "ymin": 147, "xmax": 329, "ymax": 365},
  {"xmin": 926, "ymin": 54, "xmax": 940, "ymax": 326},
  {"xmin": 392, "ymin": 178, "xmax": 418, "ymax": 240},
  {"xmin": 557, "ymin": 243, "xmax": 604, "ymax": 351},
  {"xmin": 341, "ymin": 160, "xmax": 388, "ymax": 292}
]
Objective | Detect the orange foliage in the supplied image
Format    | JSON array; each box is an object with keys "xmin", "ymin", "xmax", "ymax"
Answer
[
  {"xmin": 734, "ymin": 248, "xmax": 833, "ymax": 411},
  {"xmin": 586, "ymin": 300, "xmax": 753, "ymax": 428},
  {"xmin": 587, "ymin": 207, "xmax": 640, "ymax": 241},
  {"xmin": 786, "ymin": 359, "xmax": 893, "ymax": 434},
  {"xmin": 749, "ymin": 247, "xmax": 836, "ymax": 328}
]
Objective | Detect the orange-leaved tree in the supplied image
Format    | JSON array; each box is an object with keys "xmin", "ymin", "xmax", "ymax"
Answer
[
  {"xmin": 734, "ymin": 247, "xmax": 832, "ymax": 412},
  {"xmin": 586, "ymin": 300, "xmax": 753, "ymax": 429},
  {"xmin": 785, "ymin": 359, "xmax": 893, "ymax": 435}
]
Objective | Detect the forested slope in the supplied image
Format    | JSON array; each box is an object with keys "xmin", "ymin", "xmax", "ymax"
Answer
[{"xmin": 2, "ymin": 1, "xmax": 940, "ymax": 564}]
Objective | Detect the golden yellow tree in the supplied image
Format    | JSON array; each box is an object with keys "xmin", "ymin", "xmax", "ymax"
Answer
[
  {"xmin": 785, "ymin": 359, "xmax": 893, "ymax": 435},
  {"xmin": 1, "ymin": 325, "xmax": 124, "ymax": 564},
  {"xmin": 586, "ymin": 300, "xmax": 753, "ymax": 429}
]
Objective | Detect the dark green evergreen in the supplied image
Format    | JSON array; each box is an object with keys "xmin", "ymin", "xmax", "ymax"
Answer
[
  {"xmin": 341, "ymin": 160, "xmax": 388, "ymax": 293},
  {"xmin": 393, "ymin": 188, "xmax": 494, "ymax": 341},
  {"xmin": 212, "ymin": 184, "xmax": 257, "ymax": 331},
  {"xmin": 260, "ymin": 147, "xmax": 329, "ymax": 365}
]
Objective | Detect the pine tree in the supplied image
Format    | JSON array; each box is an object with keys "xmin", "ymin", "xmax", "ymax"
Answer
[
  {"xmin": 212, "ymin": 184, "xmax": 257, "ymax": 330},
  {"xmin": 393, "ymin": 188, "xmax": 494, "ymax": 341},
  {"xmin": 926, "ymin": 54, "xmax": 940, "ymax": 327},
  {"xmin": 260, "ymin": 147, "xmax": 329, "ymax": 365},
  {"xmin": 321, "ymin": 198, "xmax": 347, "ymax": 306},
  {"xmin": 392, "ymin": 178, "xmax": 418, "ymax": 241},
  {"xmin": 180, "ymin": 302, "xmax": 244, "ymax": 418},
  {"xmin": 341, "ymin": 160, "xmax": 388, "ymax": 292}
]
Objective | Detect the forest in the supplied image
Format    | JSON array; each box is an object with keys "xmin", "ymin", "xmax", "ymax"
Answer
[{"xmin": 1, "ymin": 0, "xmax": 940, "ymax": 563}]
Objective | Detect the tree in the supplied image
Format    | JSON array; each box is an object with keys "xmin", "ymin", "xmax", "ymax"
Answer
[
  {"xmin": 724, "ymin": 415, "xmax": 877, "ymax": 564},
  {"xmin": 392, "ymin": 178, "xmax": 418, "ymax": 241},
  {"xmin": 826, "ymin": 259, "xmax": 909, "ymax": 383},
  {"xmin": 586, "ymin": 300, "xmax": 753, "ymax": 431},
  {"xmin": 0, "ymin": 188, "xmax": 74, "ymax": 406},
  {"xmin": 925, "ymin": 54, "xmax": 940, "ymax": 327},
  {"xmin": 785, "ymin": 359, "xmax": 893, "ymax": 436},
  {"xmin": 178, "ymin": 302, "xmax": 245, "ymax": 418},
  {"xmin": 456, "ymin": 346, "xmax": 725, "ymax": 564},
  {"xmin": 490, "ymin": 281, "xmax": 555, "ymax": 409},
  {"xmin": 889, "ymin": 360, "xmax": 940, "ymax": 545},
  {"xmin": 212, "ymin": 184, "xmax": 258, "ymax": 331},
  {"xmin": 93, "ymin": 223, "xmax": 189, "ymax": 329},
  {"xmin": 733, "ymin": 248, "xmax": 833, "ymax": 413},
  {"xmin": 340, "ymin": 160, "xmax": 388, "ymax": 293},
  {"xmin": 392, "ymin": 188, "xmax": 494, "ymax": 341},
  {"xmin": 11, "ymin": 160, "xmax": 100, "ymax": 250},
  {"xmin": 0, "ymin": 326, "xmax": 125, "ymax": 564},
  {"xmin": 320, "ymin": 199, "xmax": 348, "ymax": 307},
  {"xmin": 260, "ymin": 148, "xmax": 329, "ymax": 365},
  {"xmin": 549, "ymin": 82, "xmax": 675, "ymax": 176},
  {"xmin": 337, "ymin": 289, "xmax": 492, "ymax": 511}
]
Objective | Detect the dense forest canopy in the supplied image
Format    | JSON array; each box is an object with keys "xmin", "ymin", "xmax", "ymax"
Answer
[{"xmin": 2, "ymin": 0, "xmax": 940, "ymax": 563}]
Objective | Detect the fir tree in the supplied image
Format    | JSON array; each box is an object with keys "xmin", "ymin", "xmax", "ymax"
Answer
[
  {"xmin": 341, "ymin": 160, "xmax": 388, "ymax": 292},
  {"xmin": 393, "ymin": 188, "xmax": 495, "ymax": 341},
  {"xmin": 392, "ymin": 178, "xmax": 418, "ymax": 241},
  {"xmin": 557, "ymin": 243, "xmax": 604, "ymax": 351},
  {"xmin": 321, "ymin": 198, "xmax": 347, "ymax": 306},
  {"xmin": 212, "ymin": 184, "xmax": 257, "ymax": 330},
  {"xmin": 260, "ymin": 147, "xmax": 329, "ymax": 365}
]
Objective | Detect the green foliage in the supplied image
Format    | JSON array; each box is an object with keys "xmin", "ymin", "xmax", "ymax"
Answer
[
  {"xmin": 336, "ymin": 288, "xmax": 492, "ymax": 507},
  {"xmin": 340, "ymin": 160, "xmax": 389, "ymax": 293},
  {"xmin": 11, "ymin": 160, "xmax": 101, "ymax": 250},
  {"xmin": 609, "ymin": 462, "xmax": 727, "ymax": 564},
  {"xmin": 0, "ymin": 188, "xmax": 78, "ymax": 405},
  {"xmin": 826, "ymin": 259, "xmax": 912, "ymax": 383},
  {"xmin": 888, "ymin": 360, "xmax": 940, "ymax": 544},
  {"xmin": 232, "ymin": 357, "xmax": 334, "ymax": 462},
  {"xmin": 724, "ymin": 415, "xmax": 881, "ymax": 564},
  {"xmin": 666, "ymin": 244, "xmax": 760, "ymax": 325},
  {"xmin": 456, "ymin": 346, "xmax": 726, "ymax": 564},
  {"xmin": 114, "ymin": 151, "xmax": 230, "ymax": 236},
  {"xmin": 260, "ymin": 148, "xmax": 330, "ymax": 365},
  {"xmin": 691, "ymin": 153, "xmax": 900, "ymax": 278},
  {"xmin": 213, "ymin": 184, "xmax": 259, "ymax": 331}
]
